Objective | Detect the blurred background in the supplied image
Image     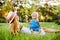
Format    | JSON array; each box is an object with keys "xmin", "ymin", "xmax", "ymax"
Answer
[
  {"xmin": 0, "ymin": 0, "xmax": 60, "ymax": 25},
  {"xmin": 0, "ymin": 0, "xmax": 60, "ymax": 40}
]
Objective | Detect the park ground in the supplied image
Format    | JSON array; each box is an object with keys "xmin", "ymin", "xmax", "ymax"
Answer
[{"xmin": 0, "ymin": 22, "xmax": 60, "ymax": 40}]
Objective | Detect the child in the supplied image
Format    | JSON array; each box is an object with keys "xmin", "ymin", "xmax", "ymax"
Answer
[
  {"xmin": 29, "ymin": 12, "xmax": 60, "ymax": 34},
  {"xmin": 30, "ymin": 12, "xmax": 41, "ymax": 34}
]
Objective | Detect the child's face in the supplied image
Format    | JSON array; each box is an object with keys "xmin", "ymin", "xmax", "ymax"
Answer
[{"xmin": 32, "ymin": 14, "xmax": 37, "ymax": 20}]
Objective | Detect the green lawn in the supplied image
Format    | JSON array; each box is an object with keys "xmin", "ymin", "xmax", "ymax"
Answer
[{"xmin": 0, "ymin": 22, "xmax": 60, "ymax": 40}]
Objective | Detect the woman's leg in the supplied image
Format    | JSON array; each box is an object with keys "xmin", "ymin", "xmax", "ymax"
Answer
[{"xmin": 42, "ymin": 28, "xmax": 60, "ymax": 33}]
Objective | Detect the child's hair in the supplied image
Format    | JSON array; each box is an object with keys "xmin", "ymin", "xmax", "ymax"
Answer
[
  {"xmin": 31, "ymin": 12, "xmax": 38, "ymax": 20},
  {"xmin": 31, "ymin": 12, "xmax": 38, "ymax": 16}
]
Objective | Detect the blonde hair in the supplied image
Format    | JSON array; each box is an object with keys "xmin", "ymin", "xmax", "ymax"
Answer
[{"xmin": 31, "ymin": 12, "xmax": 38, "ymax": 20}]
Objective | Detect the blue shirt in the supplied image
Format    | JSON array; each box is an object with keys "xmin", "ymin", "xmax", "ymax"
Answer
[{"xmin": 30, "ymin": 20, "xmax": 41, "ymax": 31}]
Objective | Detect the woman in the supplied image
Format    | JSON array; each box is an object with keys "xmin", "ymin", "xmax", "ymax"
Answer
[{"xmin": 6, "ymin": 8, "xmax": 20, "ymax": 35}]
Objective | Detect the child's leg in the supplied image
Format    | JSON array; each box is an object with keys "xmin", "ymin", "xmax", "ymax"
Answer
[
  {"xmin": 38, "ymin": 30, "xmax": 41, "ymax": 33},
  {"xmin": 35, "ymin": 28, "xmax": 41, "ymax": 33},
  {"xmin": 30, "ymin": 29, "xmax": 34, "ymax": 34}
]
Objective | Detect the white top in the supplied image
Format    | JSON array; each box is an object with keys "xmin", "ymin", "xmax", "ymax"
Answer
[{"xmin": 6, "ymin": 11, "xmax": 16, "ymax": 20}]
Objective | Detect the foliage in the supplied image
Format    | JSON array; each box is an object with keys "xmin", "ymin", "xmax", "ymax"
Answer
[
  {"xmin": 55, "ymin": 20, "xmax": 60, "ymax": 25},
  {"xmin": 0, "ymin": 1, "xmax": 60, "ymax": 23},
  {"xmin": 0, "ymin": 17, "xmax": 5, "ymax": 23},
  {"xmin": 50, "ymin": 6, "xmax": 60, "ymax": 17}
]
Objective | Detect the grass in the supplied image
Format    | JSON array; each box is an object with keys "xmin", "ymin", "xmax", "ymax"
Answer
[{"xmin": 0, "ymin": 22, "xmax": 60, "ymax": 40}]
